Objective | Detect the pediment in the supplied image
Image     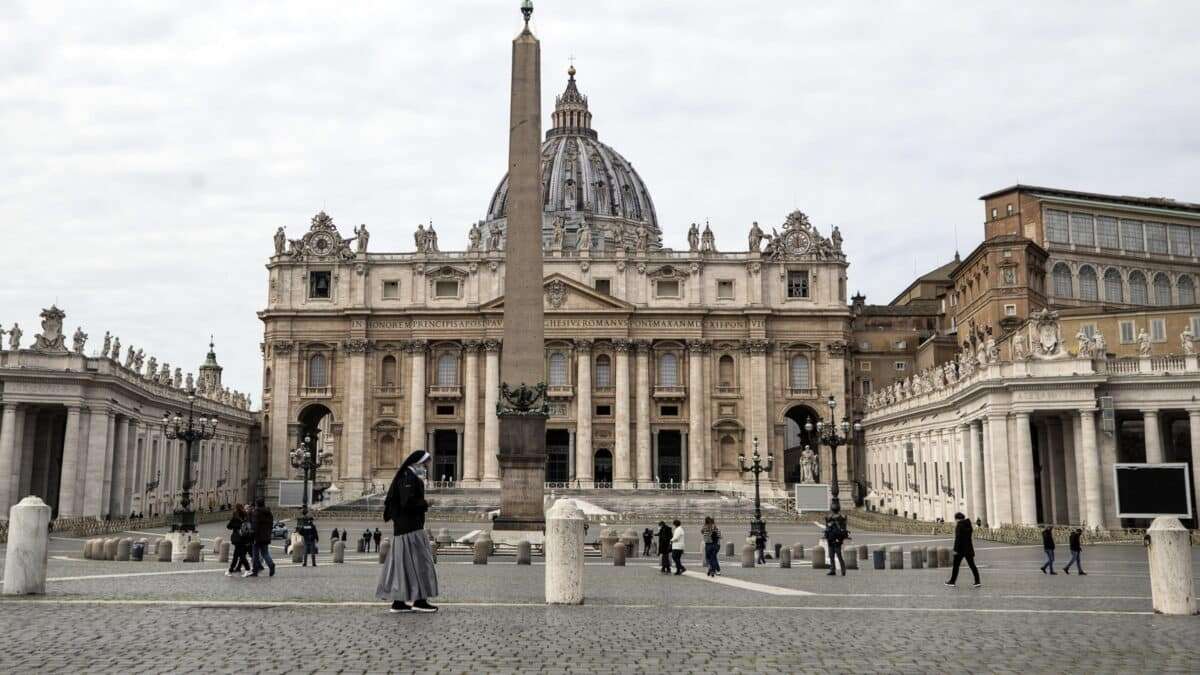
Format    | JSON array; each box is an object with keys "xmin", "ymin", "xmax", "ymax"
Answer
[{"xmin": 481, "ymin": 273, "xmax": 634, "ymax": 312}]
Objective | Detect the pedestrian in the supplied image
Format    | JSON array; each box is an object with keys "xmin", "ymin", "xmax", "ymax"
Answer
[
  {"xmin": 300, "ymin": 519, "xmax": 319, "ymax": 567},
  {"xmin": 945, "ymin": 512, "xmax": 981, "ymax": 588},
  {"xmin": 1063, "ymin": 528, "xmax": 1086, "ymax": 575},
  {"xmin": 373, "ymin": 527, "xmax": 382, "ymax": 552},
  {"xmin": 701, "ymin": 517, "xmax": 722, "ymax": 577},
  {"xmin": 823, "ymin": 517, "xmax": 850, "ymax": 576},
  {"xmin": 754, "ymin": 528, "xmax": 767, "ymax": 565},
  {"xmin": 642, "ymin": 527, "xmax": 654, "ymax": 557},
  {"xmin": 331, "ymin": 527, "xmax": 340, "ymax": 543},
  {"xmin": 1040, "ymin": 526, "xmax": 1057, "ymax": 574},
  {"xmin": 247, "ymin": 497, "xmax": 276, "ymax": 577},
  {"xmin": 670, "ymin": 519, "xmax": 686, "ymax": 575},
  {"xmin": 376, "ymin": 450, "xmax": 439, "ymax": 613},
  {"xmin": 224, "ymin": 503, "xmax": 252, "ymax": 576},
  {"xmin": 656, "ymin": 521, "xmax": 673, "ymax": 574},
  {"xmin": 341, "ymin": 530, "xmax": 348, "ymax": 542},
  {"xmin": 363, "ymin": 528, "xmax": 372, "ymax": 553}
]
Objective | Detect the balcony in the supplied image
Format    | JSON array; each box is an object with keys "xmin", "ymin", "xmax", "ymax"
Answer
[
  {"xmin": 546, "ymin": 384, "xmax": 575, "ymax": 399},
  {"xmin": 653, "ymin": 385, "xmax": 686, "ymax": 400},
  {"xmin": 714, "ymin": 385, "xmax": 740, "ymax": 397},
  {"xmin": 427, "ymin": 385, "xmax": 462, "ymax": 400},
  {"xmin": 787, "ymin": 387, "xmax": 818, "ymax": 399},
  {"xmin": 375, "ymin": 385, "xmax": 403, "ymax": 397},
  {"xmin": 301, "ymin": 386, "xmax": 333, "ymax": 398}
]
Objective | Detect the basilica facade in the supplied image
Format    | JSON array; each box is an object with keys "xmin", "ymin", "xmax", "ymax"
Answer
[{"xmin": 259, "ymin": 69, "xmax": 853, "ymax": 500}]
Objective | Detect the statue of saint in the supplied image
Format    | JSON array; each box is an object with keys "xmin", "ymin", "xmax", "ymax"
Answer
[
  {"xmin": 110, "ymin": 337, "xmax": 121, "ymax": 361},
  {"xmin": 550, "ymin": 217, "xmax": 564, "ymax": 252},
  {"xmin": 8, "ymin": 323, "xmax": 22, "ymax": 350},
  {"xmin": 577, "ymin": 222, "xmax": 592, "ymax": 252},
  {"xmin": 1092, "ymin": 330, "xmax": 1107, "ymax": 357},
  {"xmin": 273, "ymin": 226, "xmax": 286, "ymax": 255},
  {"xmin": 186, "ymin": 372, "xmax": 194, "ymax": 390},
  {"xmin": 1075, "ymin": 328, "xmax": 1092, "ymax": 359},
  {"xmin": 415, "ymin": 224, "xmax": 427, "ymax": 252},
  {"xmin": 748, "ymin": 221, "xmax": 764, "ymax": 253},
  {"xmin": 636, "ymin": 225, "xmax": 649, "ymax": 254},
  {"xmin": 1137, "ymin": 328, "xmax": 1152, "ymax": 356},
  {"xmin": 799, "ymin": 446, "xmax": 818, "ymax": 484},
  {"xmin": 173, "ymin": 368, "xmax": 183, "ymax": 388},
  {"xmin": 468, "ymin": 222, "xmax": 482, "ymax": 252},
  {"xmin": 72, "ymin": 327, "xmax": 87, "ymax": 354},
  {"xmin": 1013, "ymin": 331, "xmax": 1029, "ymax": 360},
  {"xmin": 700, "ymin": 224, "xmax": 716, "ymax": 253},
  {"xmin": 102, "ymin": 331, "xmax": 111, "ymax": 357},
  {"xmin": 1181, "ymin": 326, "xmax": 1195, "ymax": 356},
  {"xmin": 831, "ymin": 225, "xmax": 843, "ymax": 254},
  {"xmin": 687, "ymin": 223, "xmax": 700, "ymax": 252},
  {"xmin": 354, "ymin": 224, "xmax": 369, "ymax": 253}
]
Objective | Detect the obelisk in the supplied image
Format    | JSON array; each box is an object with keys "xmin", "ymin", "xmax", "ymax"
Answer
[{"xmin": 494, "ymin": 0, "xmax": 547, "ymax": 532}]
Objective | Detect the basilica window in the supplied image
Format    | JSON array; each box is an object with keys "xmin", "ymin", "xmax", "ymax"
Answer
[
  {"xmin": 1121, "ymin": 220, "xmax": 1145, "ymax": 251},
  {"xmin": 1178, "ymin": 276, "xmax": 1196, "ymax": 305},
  {"xmin": 717, "ymin": 355, "xmax": 735, "ymax": 387},
  {"xmin": 594, "ymin": 278, "xmax": 611, "ymax": 295},
  {"xmin": 1078, "ymin": 266, "xmax": 1099, "ymax": 301},
  {"xmin": 1069, "ymin": 213, "xmax": 1095, "ymax": 247},
  {"xmin": 1052, "ymin": 263, "xmax": 1073, "ymax": 299},
  {"xmin": 308, "ymin": 271, "xmax": 332, "ymax": 299},
  {"xmin": 1096, "ymin": 216, "xmax": 1120, "ymax": 249},
  {"xmin": 1153, "ymin": 273, "xmax": 1172, "ymax": 305},
  {"xmin": 787, "ymin": 271, "xmax": 810, "ymax": 299},
  {"xmin": 434, "ymin": 280, "xmax": 460, "ymax": 298},
  {"xmin": 1146, "ymin": 223, "xmax": 1169, "ymax": 255},
  {"xmin": 1129, "ymin": 272, "xmax": 1149, "ymax": 305},
  {"xmin": 380, "ymin": 355, "xmax": 398, "ymax": 387},
  {"xmin": 1169, "ymin": 225, "xmax": 1192, "ymax": 256},
  {"xmin": 436, "ymin": 354, "xmax": 458, "ymax": 386},
  {"xmin": 1104, "ymin": 268, "xmax": 1124, "ymax": 303},
  {"xmin": 382, "ymin": 280, "xmax": 400, "ymax": 299},
  {"xmin": 594, "ymin": 354, "xmax": 612, "ymax": 388},
  {"xmin": 308, "ymin": 354, "xmax": 328, "ymax": 389},
  {"xmin": 716, "ymin": 280, "xmax": 734, "ymax": 300},
  {"xmin": 655, "ymin": 279, "xmax": 680, "ymax": 298},
  {"xmin": 1045, "ymin": 209, "xmax": 1069, "ymax": 243},
  {"xmin": 548, "ymin": 352, "xmax": 569, "ymax": 386},
  {"xmin": 657, "ymin": 353, "xmax": 678, "ymax": 387},
  {"xmin": 789, "ymin": 355, "xmax": 811, "ymax": 390}
]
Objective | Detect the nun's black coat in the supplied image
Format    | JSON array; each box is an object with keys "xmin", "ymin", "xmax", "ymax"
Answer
[{"xmin": 384, "ymin": 451, "xmax": 430, "ymax": 536}]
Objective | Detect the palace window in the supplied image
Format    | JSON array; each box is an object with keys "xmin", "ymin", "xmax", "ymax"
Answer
[
  {"xmin": 594, "ymin": 278, "xmax": 611, "ymax": 295},
  {"xmin": 308, "ymin": 271, "xmax": 331, "ymax": 299},
  {"xmin": 434, "ymin": 280, "xmax": 459, "ymax": 298},
  {"xmin": 1153, "ymin": 273, "xmax": 1172, "ymax": 306},
  {"xmin": 655, "ymin": 280, "xmax": 680, "ymax": 298},
  {"xmin": 1096, "ymin": 216, "xmax": 1120, "ymax": 249},
  {"xmin": 717, "ymin": 279, "xmax": 734, "ymax": 300},
  {"xmin": 381, "ymin": 355, "xmax": 397, "ymax": 387},
  {"xmin": 1104, "ymin": 268, "xmax": 1124, "ymax": 303},
  {"xmin": 787, "ymin": 271, "xmax": 810, "ymax": 299},
  {"xmin": 990, "ymin": 207, "xmax": 998, "ymax": 219},
  {"xmin": 1045, "ymin": 209, "xmax": 1070, "ymax": 243},
  {"xmin": 548, "ymin": 352, "xmax": 569, "ymax": 386},
  {"xmin": 1078, "ymin": 266, "xmax": 1099, "ymax": 301},
  {"xmin": 1192, "ymin": 316, "xmax": 1200, "ymax": 336},
  {"xmin": 436, "ymin": 354, "xmax": 458, "ymax": 386},
  {"xmin": 1119, "ymin": 321, "xmax": 1135, "ymax": 344},
  {"xmin": 595, "ymin": 404, "xmax": 611, "ymax": 417},
  {"xmin": 860, "ymin": 361, "xmax": 872, "ymax": 371},
  {"xmin": 657, "ymin": 353, "xmax": 678, "ymax": 387},
  {"xmin": 659, "ymin": 405, "xmax": 679, "ymax": 417},
  {"xmin": 1006, "ymin": 204, "xmax": 1014, "ymax": 215},
  {"xmin": 1129, "ymin": 272, "xmax": 1149, "ymax": 305},
  {"xmin": 1151, "ymin": 318, "xmax": 1166, "ymax": 342},
  {"xmin": 1169, "ymin": 225, "xmax": 1192, "ymax": 256},
  {"xmin": 894, "ymin": 362, "xmax": 906, "ymax": 371},
  {"xmin": 594, "ymin": 354, "xmax": 612, "ymax": 388},
  {"xmin": 1120, "ymin": 220, "xmax": 1144, "ymax": 251},
  {"xmin": 1145, "ymin": 222, "xmax": 1168, "ymax": 255},
  {"xmin": 718, "ymin": 355, "xmax": 735, "ymax": 386},
  {"xmin": 1069, "ymin": 213, "xmax": 1095, "ymax": 247},
  {"xmin": 435, "ymin": 405, "xmax": 455, "ymax": 416},
  {"xmin": 1052, "ymin": 263, "xmax": 1073, "ymax": 298},
  {"xmin": 860, "ymin": 378, "xmax": 872, "ymax": 395},
  {"xmin": 1081, "ymin": 324, "xmax": 1096, "ymax": 338},
  {"xmin": 1178, "ymin": 276, "xmax": 1196, "ymax": 305},
  {"xmin": 308, "ymin": 354, "xmax": 328, "ymax": 388},
  {"xmin": 789, "ymin": 355, "xmax": 811, "ymax": 389},
  {"xmin": 382, "ymin": 280, "xmax": 400, "ymax": 299},
  {"xmin": 1005, "ymin": 304, "xmax": 1017, "ymax": 316}
]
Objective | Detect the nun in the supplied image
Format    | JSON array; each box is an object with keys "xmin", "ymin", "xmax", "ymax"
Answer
[{"xmin": 376, "ymin": 450, "xmax": 439, "ymax": 613}]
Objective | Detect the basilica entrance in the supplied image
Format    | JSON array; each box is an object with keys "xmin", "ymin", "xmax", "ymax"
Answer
[
  {"xmin": 656, "ymin": 430, "xmax": 682, "ymax": 483},
  {"xmin": 784, "ymin": 405, "xmax": 819, "ymax": 485},
  {"xmin": 594, "ymin": 448, "xmax": 613, "ymax": 486},
  {"xmin": 545, "ymin": 429, "xmax": 570, "ymax": 483},
  {"xmin": 432, "ymin": 429, "xmax": 458, "ymax": 483}
]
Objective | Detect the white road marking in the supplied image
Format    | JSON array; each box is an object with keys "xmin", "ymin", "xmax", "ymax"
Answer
[{"xmin": 680, "ymin": 570, "xmax": 815, "ymax": 596}]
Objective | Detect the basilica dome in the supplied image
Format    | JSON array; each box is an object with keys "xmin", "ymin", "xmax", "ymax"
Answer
[{"xmin": 484, "ymin": 67, "xmax": 660, "ymax": 249}]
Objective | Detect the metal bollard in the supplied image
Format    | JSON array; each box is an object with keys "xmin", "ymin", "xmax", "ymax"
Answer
[
  {"xmin": 873, "ymin": 549, "xmax": 886, "ymax": 569},
  {"xmin": 925, "ymin": 546, "xmax": 938, "ymax": 569},
  {"xmin": 157, "ymin": 539, "xmax": 173, "ymax": 562},
  {"xmin": 938, "ymin": 547, "xmax": 952, "ymax": 567},
  {"xmin": 516, "ymin": 540, "xmax": 532, "ymax": 565},
  {"xmin": 779, "ymin": 547, "xmax": 791, "ymax": 568},
  {"xmin": 858, "ymin": 545, "xmax": 868, "ymax": 560},
  {"xmin": 333, "ymin": 540, "xmax": 346, "ymax": 563},
  {"xmin": 614, "ymin": 541, "xmax": 627, "ymax": 567},
  {"xmin": 725, "ymin": 542, "xmax": 735, "ymax": 558},
  {"xmin": 911, "ymin": 548, "xmax": 924, "ymax": 569},
  {"xmin": 2, "ymin": 496, "xmax": 52, "ymax": 595},
  {"xmin": 741, "ymin": 543, "xmax": 756, "ymax": 568},
  {"xmin": 888, "ymin": 548, "xmax": 904, "ymax": 570},
  {"xmin": 545, "ymin": 499, "xmax": 585, "ymax": 605},
  {"xmin": 845, "ymin": 550, "xmax": 858, "ymax": 570},
  {"xmin": 473, "ymin": 533, "xmax": 492, "ymax": 565},
  {"xmin": 1146, "ymin": 517, "xmax": 1198, "ymax": 615},
  {"xmin": 379, "ymin": 538, "xmax": 392, "ymax": 563}
]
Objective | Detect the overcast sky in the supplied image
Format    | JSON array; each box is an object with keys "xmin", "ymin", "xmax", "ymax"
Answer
[{"xmin": 3, "ymin": 1, "xmax": 1198, "ymax": 401}]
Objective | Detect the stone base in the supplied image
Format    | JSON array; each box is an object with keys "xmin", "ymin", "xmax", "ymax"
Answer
[
  {"xmin": 497, "ymin": 415, "xmax": 548, "ymax": 531},
  {"xmin": 164, "ymin": 532, "xmax": 196, "ymax": 563},
  {"xmin": 489, "ymin": 529, "xmax": 545, "ymax": 547}
]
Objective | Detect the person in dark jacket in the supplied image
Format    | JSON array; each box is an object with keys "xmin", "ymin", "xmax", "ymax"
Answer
[
  {"xmin": 331, "ymin": 527, "xmax": 340, "ymax": 543},
  {"xmin": 247, "ymin": 498, "xmax": 276, "ymax": 577},
  {"xmin": 1064, "ymin": 528, "xmax": 1086, "ymax": 575},
  {"xmin": 945, "ymin": 512, "xmax": 980, "ymax": 587},
  {"xmin": 642, "ymin": 527, "xmax": 654, "ymax": 557},
  {"xmin": 373, "ymin": 528, "xmax": 382, "ymax": 552},
  {"xmin": 299, "ymin": 519, "xmax": 319, "ymax": 567},
  {"xmin": 224, "ymin": 503, "xmax": 252, "ymax": 576},
  {"xmin": 1040, "ymin": 526, "xmax": 1057, "ymax": 574},
  {"xmin": 823, "ymin": 518, "xmax": 850, "ymax": 576},
  {"xmin": 656, "ymin": 521, "xmax": 673, "ymax": 574},
  {"xmin": 376, "ymin": 450, "xmax": 439, "ymax": 613},
  {"xmin": 341, "ymin": 530, "xmax": 348, "ymax": 542},
  {"xmin": 754, "ymin": 528, "xmax": 768, "ymax": 565}
]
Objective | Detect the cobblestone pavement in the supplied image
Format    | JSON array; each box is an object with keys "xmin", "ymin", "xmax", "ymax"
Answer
[{"xmin": 1, "ymin": 521, "xmax": 1197, "ymax": 673}]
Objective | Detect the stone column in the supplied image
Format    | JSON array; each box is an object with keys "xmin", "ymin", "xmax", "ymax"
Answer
[
  {"xmin": 82, "ymin": 408, "xmax": 112, "ymax": 517},
  {"xmin": 1190, "ymin": 409, "xmax": 1200, "ymax": 519},
  {"xmin": 1142, "ymin": 409, "xmax": 1164, "ymax": 463},
  {"xmin": 634, "ymin": 341, "xmax": 651, "ymax": 485},
  {"xmin": 987, "ymin": 413, "xmax": 1013, "ymax": 525},
  {"xmin": 567, "ymin": 431, "xmax": 576, "ymax": 480},
  {"xmin": 613, "ymin": 340, "xmax": 632, "ymax": 487},
  {"xmin": 408, "ymin": 340, "xmax": 427, "ymax": 455},
  {"xmin": 687, "ymin": 340, "xmax": 706, "ymax": 486},
  {"xmin": 1013, "ymin": 412, "xmax": 1037, "ymax": 525},
  {"xmin": 0, "ymin": 404, "xmax": 19, "ymax": 514},
  {"xmin": 961, "ymin": 424, "xmax": 975, "ymax": 519},
  {"xmin": 344, "ymin": 340, "xmax": 369, "ymax": 493},
  {"xmin": 108, "ymin": 415, "xmax": 127, "ymax": 517},
  {"xmin": 57, "ymin": 406, "xmax": 83, "ymax": 517},
  {"xmin": 1059, "ymin": 416, "xmax": 1079, "ymax": 524},
  {"xmin": 121, "ymin": 418, "xmax": 138, "ymax": 515},
  {"xmin": 462, "ymin": 341, "xmax": 481, "ymax": 485},
  {"xmin": 746, "ymin": 340, "xmax": 770, "ymax": 484},
  {"xmin": 574, "ymin": 339, "xmax": 593, "ymax": 486},
  {"xmin": 1079, "ymin": 408, "xmax": 1104, "ymax": 528},
  {"xmin": 269, "ymin": 341, "xmax": 295, "ymax": 484},
  {"xmin": 482, "ymin": 340, "xmax": 501, "ymax": 486}
]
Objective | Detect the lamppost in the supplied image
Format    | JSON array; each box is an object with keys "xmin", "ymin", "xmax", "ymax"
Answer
[
  {"xmin": 289, "ymin": 434, "xmax": 334, "ymax": 524},
  {"xmin": 805, "ymin": 395, "xmax": 861, "ymax": 527},
  {"xmin": 738, "ymin": 436, "xmax": 774, "ymax": 539},
  {"xmin": 162, "ymin": 390, "xmax": 218, "ymax": 532}
]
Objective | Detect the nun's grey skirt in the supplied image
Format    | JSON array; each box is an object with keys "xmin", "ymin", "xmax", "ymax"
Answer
[{"xmin": 375, "ymin": 531, "xmax": 439, "ymax": 602}]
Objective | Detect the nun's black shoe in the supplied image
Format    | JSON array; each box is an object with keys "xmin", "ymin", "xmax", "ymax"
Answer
[
  {"xmin": 412, "ymin": 600, "xmax": 439, "ymax": 613},
  {"xmin": 389, "ymin": 601, "xmax": 412, "ymax": 613}
]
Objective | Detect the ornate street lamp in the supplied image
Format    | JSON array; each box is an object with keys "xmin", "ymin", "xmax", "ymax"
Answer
[
  {"xmin": 289, "ymin": 434, "xmax": 334, "ymax": 524},
  {"xmin": 162, "ymin": 390, "xmax": 218, "ymax": 532},
  {"xmin": 737, "ymin": 436, "xmax": 774, "ymax": 539},
  {"xmin": 805, "ymin": 394, "xmax": 862, "ymax": 527}
]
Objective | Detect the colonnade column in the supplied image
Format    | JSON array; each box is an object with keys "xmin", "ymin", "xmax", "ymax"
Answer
[
  {"xmin": 970, "ymin": 420, "xmax": 987, "ymax": 525},
  {"xmin": 106, "ymin": 414, "xmax": 125, "ymax": 517},
  {"xmin": 959, "ymin": 424, "xmax": 973, "ymax": 519},
  {"xmin": 613, "ymin": 340, "xmax": 632, "ymax": 487},
  {"xmin": 687, "ymin": 340, "xmax": 706, "ymax": 486},
  {"xmin": 121, "ymin": 418, "xmax": 138, "ymax": 515},
  {"xmin": 634, "ymin": 341, "xmax": 651, "ymax": 485},
  {"xmin": 1060, "ymin": 416, "xmax": 1079, "ymax": 524},
  {"xmin": 987, "ymin": 414, "xmax": 1014, "ymax": 525},
  {"xmin": 0, "ymin": 403, "xmax": 18, "ymax": 513},
  {"xmin": 482, "ymin": 340, "xmax": 501, "ymax": 486},
  {"xmin": 57, "ymin": 406, "xmax": 83, "ymax": 517},
  {"xmin": 1189, "ymin": 408, "xmax": 1200, "ymax": 520},
  {"xmin": 1142, "ymin": 409, "xmax": 1164, "ymax": 463},
  {"xmin": 462, "ymin": 341, "xmax": 480, "ymax": 486},
  {"xmin": 407, "ymin": 340, "xmax": 427, "ymax": 456},
  {"xmin": 1014, "ymin": 411, "xmax": 1037, "ymax": 525},
  {"xmin": 1079, "ymin": 408, "xmax": 1104, "ymax": 528},
  {"xmin": 82, "ymin": 407, "xmax": 112, "ymax": 517},
  {"xmin": 575, "ymin": 339, "xmax": 593, "ymax": 486}
]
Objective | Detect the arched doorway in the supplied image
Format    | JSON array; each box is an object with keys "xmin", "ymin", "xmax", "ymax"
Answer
[
  {"xmin": 297, "ymin": 404, "xmax": 334, "ymax": 503},
  {"xmin": 656, "ymin": 431, "xmax": 682, "ymax": 483},
  {"xmin": 594, "ymin": 448, "xmax": 613, "ymax": 486},
  {"xmin": 784, "ymin": 405, "xmax": 820, "ymax": 485},
  {"xmin": 545, "ymin": 430, "xmax": 570, "ymax": 483},
  {"xmin": 432, "ymin": 429, "xmax": 458, "ymax": 483}
]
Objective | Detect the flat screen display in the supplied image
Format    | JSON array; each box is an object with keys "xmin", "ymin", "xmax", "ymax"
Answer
[{"xmin": 1113, "ymin": 463, "xmax": 1193, "ymax": 519}]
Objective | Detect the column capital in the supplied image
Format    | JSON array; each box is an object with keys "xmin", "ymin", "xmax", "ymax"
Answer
[
  {"xmin": 1014, "ymin": 410, "xmax": 1032, "ymax": 420},
  {"xmin": 741, "ymin": 339, "xmax": 771, "ymax": 354},
  {"xmin": 1141, "ymin": 408, "xmax": 1160, "ymax": 417},
  {"xmin": 462, "ymin": 339, "xmax": 483, "ymax": 352},
  {"xmin": 632, "ymin": 339, "xmax": 652, "ymax": 353},
  {"xmin": 686, "ymin": 338, "xmax": 710, "ymax": 354},
  {"xmin": 573, "ymin": 338, "xmax": 593, "ymax": 352},
  {"xmin": 482, "ymin": 339, "xmax": 502, "ymax": 353},
  {"xmin": 612, "ymin": 339, "xmax": 633, "ymax": 353},
  {"xmin": 404, "ymin": 339, "xmax": 428, "ymax": 354}
]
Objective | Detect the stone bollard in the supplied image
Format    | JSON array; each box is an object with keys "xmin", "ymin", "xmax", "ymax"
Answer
[
  {"xmin": 82, "ymin": 539, "xmax": 92, "ymax": 559},
  {"xmin": 379, "ymin": 537, "xmax": 392, "ymax": 563},
  {"xmin": 939, "ymin": 547, "xmax": 952, "ymax": 567},
  {"xmin": 157, "ymin": 539, "xmax": 173, "ymax": 562},
  {"xmin": 473, "ymin": 533, "xmax": 492, "ymax": 565},
  {"xmin": 545, "ymin": 499, "xmax": 585, "ymax": 605},
  {"xmin": 116, "ymin": 538, "xmax": 132, "ymax": 562},
  {"xmin": 779, "ymin": 546, "xmax": 791, "ymax": 569},
  {"xmin": 614, "ymin": 541, "xmax": 627, "ymax": 567},
  {"xmin": 1147, "ymin": 517, "xmax": 1198, "ymax": 615},
  {"xmin": 888, "ymin": 548, "xmax": 904, "ymax": 570},
  {"xmin": 333, "ymin": 540, "xmax": 346, "ymax": 563},
  {"xmin": 741, "ymin": 543, "xmax": 756, "ymax": 568},
  {"xmin": 725, "ymin": 542, "xmax": 735, "ymax": 558},
  {"xmin": 218, "ymin": 541, "xmax": 230, "ymax": 563},
  {"xmin": 436, "ymin": 528, "xmax": 452, "ymax": 546},
  {"xmin": 3, "ymin": 496, "xmax": 52, "ymax": 595},
  {"xmin": 291, "ymin": 541, "xmax": 304, "ymax": 563},
  {"xmin": 621, "ymin": 529, "xmax": 640, "ymax": 558},
  {"xmin": 600, "ymin": 529, "xmax": 619, "ymax": 559},
  {"xmin": 104, "ymin": 538, "xmax": 118, "ymax": 561},
  {"xmin": 185, "ymin": 540, "xmax": 202, "ymax": 563},
  {"xmin": 911, "ymin": 548, "xmax": 924, "ymax": 569},
  {"xmin": 211, "ymin": 537, "xmax": 223, "ymax": 558},
  {"xmin": 873, "ymin": 549, "xmax": 886, "ymax": 569},
  {"xmin": 845, "ymin": 550, "xmax": 859, "ymax": 570},
  {"xmin": 858, "ymin": 545, "xmax": 868, "ymax": 560},
  {"xmin": 791, "ymin": 543, "xmax": 805, "ymax": 560},
  {"xmin": 516, "ymin": 540, "xmax": 532, "ymax": 565},
  {"xmin": 812, "ymin": 546, "xmax": 828, "ymax": 570},
  {"xmin": 925, "ymin": 546, "xmax": 939, "ymax": 569}
]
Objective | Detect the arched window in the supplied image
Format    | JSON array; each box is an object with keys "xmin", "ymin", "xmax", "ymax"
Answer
[
  {"xmin": 1078, "ymin": 266, "xmax": 1099, "ymax": 301},
  {"xmin": 1178, "ymin": 275, "xmax": 1196, "ymax": 305},
  {"xmin": 658, "ymin": 353, "xmax": 678, "ymax": 387},
  {"xmin": 790, "ymin": 355, "xmax": 811, "ymax": 389},
  {"xmin": 381, "ymin": 355, "xmax": 397, "ymax": 387},
  {"xmin": 1104, "ymin": 269, "xmax": 1123, "ymax": 303},
  {"xmin": 594, "ymin": 354, "xmax": 612, "ymax": 388},
  {"xmin": 548, "ymin": 352, "xmax": 568, "ymax": 386},
  {"xmin": 1153, "ymin": 273, "xmax": 1172, "ymax": 305},
  {"xmin": 308, "ymin": 354, "xmax": 328, "ymax": 388},
  {"xmin": 718, "ymin": 355, "xmax": 735, "ymax": 387},
  {"xmin": 436, "ymin": 354, "xmax": 458, "ymax": 386},
  {"xmin": 1129, "ymin": 272, "xmax": 1149, "ymax": 305},
  {"xmin": 263, "ymin": 367, "xmax": 272, "ymax": 391},
  {"xmin": 1052, "ymin": 263, "xmax": 1073, "ymax": 298}
]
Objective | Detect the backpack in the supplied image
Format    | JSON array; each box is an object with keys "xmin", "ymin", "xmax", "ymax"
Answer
[{"xmin": 238, "ymin": 520, "xmax": 253, "ymax": 543}]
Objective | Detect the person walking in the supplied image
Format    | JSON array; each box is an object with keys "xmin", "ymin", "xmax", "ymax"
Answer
[
  {"xmin": 1040, "ymin": 526, "xmax": 1057, "ymax": 574},
  {"xmin": 224, "ymin": 504, "xmax": 252, "ymax": 576},
  {"xmin": 331, "ymin": 527, "xmax": 340, "ymax": 543},
  {"xmin": 341, "ymin": 529, "xmax": 348, "ymax": 542},
  {"xmin": 363, "ymin": 528, "xmax": 372, "ymax": 553},
  {"xmin": 642, "ymin": 527, "xmax": 654, "ymax": 557},
  {"xmin": 670, "ymin": 519, "xmax": 687, "ymax": 575},
  {"xmin": 376, "ymin": 450, "xmax": 439, "ymax": 613},
  {"xmin": 945, "ymin": 512, "xmax": 981, "ymax": 588},
  {"xmin": 373, "ymin": 528, "xmax": 382, "ymax": 552},
  {"xmin": 701, "ymin": 517, "xmax": 722, "ymax": 577},
  {"xmin": 823, "ymin": 517, "xmax": 850, "ymax": 576},
  {"xmin": 299, "ymin": 519, "xmax": 319, "ymax": 567},
  {"xmin": 754, "ymin": 528, "xmax": 768, "ymax": 565},
  {"xmin": 1064, "ymin": 528, "xmax": 1086, "ymax": 575},
  {"xmin": 247, "ymin": 497, "xmax": 276, "ymax": 577},
  {"xmin": 656, "ymin": 521, "xmax": 673, "ymax": 574}
]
